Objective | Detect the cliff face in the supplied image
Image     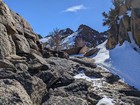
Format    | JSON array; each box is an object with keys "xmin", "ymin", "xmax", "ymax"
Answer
[
  {"xmin": 106, "ymin": 0, "xmax": 140, "ymax": 49},
  {"xmin": 76, "ymin": 24, "xmax": 107, "ymax": 47},
  {"xmin": 131, "ymin": 0, "xmax": 140, "ymax": 48},
  {"xmin": 0, "ymin": 1, "xmax": 41, "ymax": 59}
]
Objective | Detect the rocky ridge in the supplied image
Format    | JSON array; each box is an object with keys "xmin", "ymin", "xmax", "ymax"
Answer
[
  {"xmin": 106, "ymin": 0, "xmax": 140, "ymax": 50},
  {"xmin": 0, "ymin": 1, "xmax": 140, "ymax": 105},
  {"xmin": 76, "ymin": 24, "xmax": 107, "ymax": 47},
  {"xmin": 59, "ymin": 28, "xmax": 74, "ymax": 39},
  {"xmin": 41, "ymin": 24, "xmax": 107, "ymax": 49}
]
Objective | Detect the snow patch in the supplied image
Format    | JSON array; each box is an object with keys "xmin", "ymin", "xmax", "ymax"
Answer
[
  {"xmin": 97, "ymin": 97, "xmax": 114, "ymax": 105},
  {"xmin": 39, "ymin": 37, "xmax": 51, "ymax": 43},
  {"xmin": 61, "ymin": 32, "xmax": 77, "ymax": 47},
  {"xmin": 127, "ymin": 10, "xmax": 132, "ymax": 17},
  {"xmin": 109, "ymin": 41, "xmax": 140, "ymax": 89},
  {"xmin": 69, "ymin": 54, "xmax": 84, "ymax": 58},
  {"xmin": 117, "ymin": 10, "xmax": 131, "ymax": 24},
  {"xmin": 93, "ymin": 40, "xmax": 140, "ymax": 90},
  {"xmin": 117, "ymin": 15, "xmax": 123, "ymax": 24},
  {"xmin": 74, "ymin": 71, "xmax": 105, "ymax": 88},
  {"xmin": 93, "ymin": 41, "xmax": 109, "ymax": 64}
]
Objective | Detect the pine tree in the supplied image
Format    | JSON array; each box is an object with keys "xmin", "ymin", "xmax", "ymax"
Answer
[{"xmin": 102, "ymin": 0, "xmax": 125, "ymax": 27}]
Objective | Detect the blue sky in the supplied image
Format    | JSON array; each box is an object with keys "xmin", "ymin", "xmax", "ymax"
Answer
[{"xmin": 3, "ymin": 0, "xmax": 113, "ymax": 37}]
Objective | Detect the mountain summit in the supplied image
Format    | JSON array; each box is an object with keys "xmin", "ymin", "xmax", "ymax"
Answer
[
  {"xmin": 77, "ymin": 24, "xmax": 107, "ymax": 47},
  {"xmin": 41, "ymin": 24, "xmax": 107, "ymax": 49}
]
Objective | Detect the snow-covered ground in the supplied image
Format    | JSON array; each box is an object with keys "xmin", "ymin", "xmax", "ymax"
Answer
[
  {"xmin": 61, "ymin": 32, "xmax": 77, "ymax": 47},
  {"xmin": 74, "ymin": 70, "xmax": 115, "ymax": 105},
  {"xmin": 92, "ymin": 40, "xmax": 109, "ymax": 64},
  {"xmin": 69, "ymin": 54, "xmax": 84, "ymax": 58},
  {"xmin": 39, "ymin": 36, "xmax": 51, "ymax": 43},
  {"xmin": 74, "ymin": 70, "xmax": 105, "ymax": 88},
  {"xmin": 40, "ymin": 30, "xmax": 140, "ymax": 90},
  {"xmin": 96, "ymin": 97, "xmax": 114, "ymax": 105},
  {"xmin": 92, "ymin": 40, "xmax": 140, "ymax": 90}
]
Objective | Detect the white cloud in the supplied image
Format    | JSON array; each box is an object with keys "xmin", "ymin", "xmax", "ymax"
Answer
[{"xmin": 64, "ymin": 4, "xmax": 87, "ymax": 12}]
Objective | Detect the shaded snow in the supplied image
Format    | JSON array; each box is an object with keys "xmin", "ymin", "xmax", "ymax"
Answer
[
  {"xmin": 127, "ymin": 10, "xmax": 132, "ymax": 17},
  {"xmin": 117, "ymin": 10, "xmax": 131, "ymax": 24},
  {"xmin": 93, "ymin": 40, "xmax": 109, "ymax": 64},
  {"xmin": 128, "ymin": 32, "xmax": 140, "ymax": 52},
  {"xmin": 117, "ymin": 15, "xmax": 123, "ymax": 24},
  {"xmin": 39, "ymin": 37, "xmax": 51, "ymax": 43},
  {"xmin": 69, "ymin": 54, "xmax": 84, "ymax": 58},
  {"xmin": 74, "ymin": 68, "xmax": 115, "ymax": 104},
  {"xmin": 96, "ymin": 97, "xmax": 114, "ymax": 105},
  {"xmin": 93, "ymin": 40, "xmax": 140, "ymax": 90},
  {"xmin": 61, "ymin": 32, "xmax": 77, "ymax": 46},
  {"xmin": 118, "ymin": 14, "xmax": 123, "ymax": 18},
  {"xmin": 109, "ymin": 41, "xmax": 140, "ymax": 90}
]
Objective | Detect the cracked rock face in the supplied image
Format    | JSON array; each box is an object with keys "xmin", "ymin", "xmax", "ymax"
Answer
[
  {"xmin": 0, "ymin": 23, "xmax": 16, "ymax": 58},
  {"xmin": 0, "ymin": 79, "xmax": 33, "ymax": 105},
  {"xmin": 0, "ymin": 0, "xmax": 40, "ymax": 59},
  {"xmin": 106, "ymin": 0, "xmax": 140, "ymax": 49}
]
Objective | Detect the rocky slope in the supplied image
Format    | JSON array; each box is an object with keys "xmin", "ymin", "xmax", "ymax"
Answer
[
  {"xmin": 106, "ymin": 0, "xmax": 140, "ymax": 51},
  {"xmin": 0, "ymin": 1, "xmax": 140, "ymax": 105}
]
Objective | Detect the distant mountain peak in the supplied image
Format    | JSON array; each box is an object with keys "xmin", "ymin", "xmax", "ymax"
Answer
[
  {"xmin": 77, "ymin": 24, "xmax": 99, "ymax": 34},
  {"xmin": 59, "ymin": 28, "xmax": 74, "ymax": 35},
  {"xmin": 40, "ymin": 24, "xmax": 108, "ymax": 49}
]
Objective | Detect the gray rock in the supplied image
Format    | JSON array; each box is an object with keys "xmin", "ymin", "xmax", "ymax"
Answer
[
  {"xmin": 121, "ymin": 96, "xmax": 140, "ymax": 105},
  {"xmin": 15, "ymin": 71, "xmax": 46, "ymax": 105},
  {"xmin": 64, "ymin": 79, "xmax": 90, "ymax": 98},
  {"xmin": 43, "ymin": 48, "xmax": 69, "ymax": 58},
  {"xmin": 0, "ymin": 23, "xmax": 16, "ymax": 58},
  {"xmin": 14, "ymin": 34, "xmax": 30, "ymax": 54},
  {"xmin": 0, "ymin": 79, "xmax": 33, "ymax": 105},
  {"xmin": 45, "ymin": 57, "xmax": 78, "ymax": 85},
  {"xmin": 15, "ymin": 63, "xmax": 28, "ymax": 71},
  {"xmin": 70, "ymin": 58, "xmax": 97, "ymax": 68},
  {"xmin": 0, "ymin": 59, "xmax": 15, "ymax": 70},
  {"xmin": 83, "ymin": 68, "xmax": 102, "ymax": 78},
  {"xmin": 27, "ymin": 38, "xmax": 39, "ymax": 50},
  {"xmin": 36, "ymin": 71, "xmax": 59, "ymax": 88},
  {"xmin": 42, "ymin": 96, "xmax": 88, "ymax": 105},
  {"xmin": 106, "ymin": 74, "xmax": 120, "ymax": 84},
  {"xmin": 0, "ymin": 69, "xmax": 15, "ymax": 79},
  {"xmin": 0, "ymin": 1, "xmax": 17, "ymax": 35},
  {"xmin": 31, "ymin": 53, "xmax": 50, "ymax": 69}
]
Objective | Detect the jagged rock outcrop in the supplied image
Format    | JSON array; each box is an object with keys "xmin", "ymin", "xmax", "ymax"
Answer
[
  {"xmin": 59, "ymin": 28, "xmax": 74, "ymax": 39},
  {"xmin": 0, "ymin": 23, "xmax": 16, "ymax": 58},
  {"xmin": 118, "ymin": 15, "xmax": 130, "ymax": 44},
  {"xmin": 131, "ymin": 0, "xmax": 140, "ymax": 47},
  {"xmin": 106, "ymin": 0, "xmax": 140, "ymax": 49},
  {"xmin": 42, "ymin": 96, "xmax": 88, "ymax": 105},
  {"xmin": 0, "ymin": 0, "xmax": 41, "ymax": 59},
  {"xmin": 1, "ymin": 1, "xmax": 140, "ymax": 105},
  {"xmin": 0, "ymin": 79, "xmax": 33, "ymax": 105},
  {"xmin": 76, "ymin": 24, "xmax": 107, "ymax": 47}
]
